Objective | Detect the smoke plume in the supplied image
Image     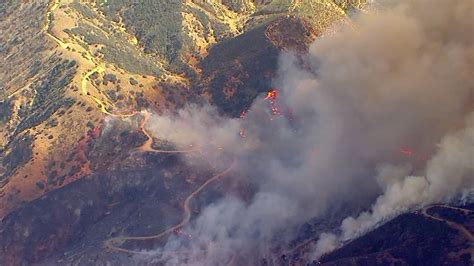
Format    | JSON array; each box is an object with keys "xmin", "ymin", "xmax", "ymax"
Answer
[{"xmin": 142, "ymin": 0, "xmax": 474, "ymax": 264}]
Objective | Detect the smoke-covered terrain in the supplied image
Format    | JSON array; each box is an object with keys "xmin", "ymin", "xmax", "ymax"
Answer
[
  {"xmin": 1, "ymin": 0, "xmax": 473, "ymax": 265},
  {"xmin": 143, "ymin": 0, "xmax": 474, "ymax": 264}
]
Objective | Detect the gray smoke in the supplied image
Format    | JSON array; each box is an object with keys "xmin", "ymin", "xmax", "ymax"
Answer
[
  {"xmin": 142, "ymin": 0, "xmax": 474, "ymax": 264},
  {"xmin": 313, "ymin": 114, "xmax": 474, "ymax": 258}
]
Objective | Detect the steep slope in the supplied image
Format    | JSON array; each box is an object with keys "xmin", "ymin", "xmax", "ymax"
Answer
[
  {"xmin": 0, "ymin": 0, "xmax": 372, "ymax": 264},
  {"xmin": 3, "ymin": 1, "xmax": 471, "ymax": 266},
  {"xmin": 0, "ymin": 0, "xmax": 363, "ymax": 218},
  {"xmin": 318, "ymin": 205, "xmax": 474, "ymax": 265}
]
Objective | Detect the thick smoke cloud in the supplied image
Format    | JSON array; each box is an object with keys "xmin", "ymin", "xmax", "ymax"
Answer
[
  {"xmin": 143, "ymin": 0, "xmax": 474, "ymax": 264},
  {"xmin": 313, "ymin": 114, "xmax": 474, "ymax": 258}
]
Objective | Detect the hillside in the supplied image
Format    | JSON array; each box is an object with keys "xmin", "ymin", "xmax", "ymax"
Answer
[
  {"xmin": 0, "ymin": 0, "xmax": 364, "ymax": 218},
  {"xmin": 319, "ymin": 204, "xmax": 474, "ymax": 265},
  {"xmin": 5, "ymin": 1, "xmax": 471, "ymax": 266},
  {"xmin": 0, "ymin": 0, "xmax": 367, "ymax": 264}
]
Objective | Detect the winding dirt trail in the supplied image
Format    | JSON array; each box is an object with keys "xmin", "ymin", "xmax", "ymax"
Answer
[
  {"xmin": 44, "ymin": 0, "xmax": 137, "ymax": 119},
  {"xmin": 80, "ymin": 66, "xmax": 139, "ymax": 118},
  {"xmin": 421, "ymin": 204, "xmax": 474, "ymax": 264},
  {"xmin": 44, "ymin": 0, "xmax": 68, "ymax": 49},
  {"xmin": 45, "ymin": 2, "xmax": 227, "ymax": 260},
  {"xmin": 281, "ymin": 205, "xmax": 474, "ymax": 264},
  {"xmin": 103, "ymin": 160, "xmax": 235, "ymax": 255},
  {"xmin": 100, "ymin": 105, "xmax": 232, "ymax": 259},
  {"xmin": 421, "ymin": 205, "xmax": 474, "ymax": 242},
  {"xmin": 134, "ymin": 111, "xmax": 197, "ymax": 154}
]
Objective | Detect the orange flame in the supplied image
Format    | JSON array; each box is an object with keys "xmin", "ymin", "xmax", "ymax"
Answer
[
  {"xmin": 399, "ymin": 147, "xmax": 414, "ymax": 157},
  {"xmin": 265, "ymin": 89, "xmax": 278, "ymax": 101}
]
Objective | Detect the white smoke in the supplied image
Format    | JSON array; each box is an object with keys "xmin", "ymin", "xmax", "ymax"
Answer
[
  {"xmin": 141, "ymin": 0, "xmax": 474, "ymax": 264},
  {"xmin": 314, "ymin": 114, "xmax": 474, "ymax": 258}
]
